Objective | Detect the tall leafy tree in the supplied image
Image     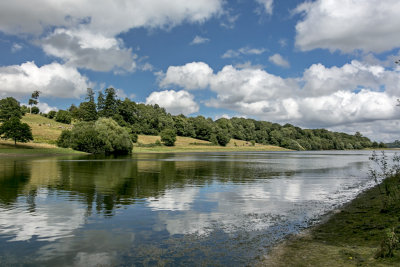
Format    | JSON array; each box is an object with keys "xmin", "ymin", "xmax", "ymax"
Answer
[
  {"xmin": 0, "ymin": 117, "xmax": 33, "ymax": 145},
  {"xmin": 28, "ymin": 90, "xmax": 40, "ymax": 114},
  {"xmin": 102, "ymin": 88, "xmax": 118, "ymax": 118},
  {"xmin": 78, "ymin": 88, "xmax": 98, "ymax": 121},
  {"xmin": 0, "ymin": 97, "xmax": 22, "ymax": 122}
]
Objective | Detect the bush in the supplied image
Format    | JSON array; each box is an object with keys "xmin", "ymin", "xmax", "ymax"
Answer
[
  {"xmin": 31, "ymin": 106, "xmax": 40, "ymax": 114},
  {"xmin": 215, "ymin": 128, "xmax": 231, "ymax": 146},
  {"xmin": 55, "ymin": 110, "xmax": 72, "ymax": 124},
  {"xmin": 95, "ymin": 117, "xmax": 133, "ymax": 154},
  {"xmin": 160, "ymin": 128, "xmax": 176, "ymax": 146},
  {"xmin": 48, "ymin": 110, "xmax": 57, "ymax": 119},
  {"xmin": 57, "ymin": 118, "xmax": 133, "ymax": 154},
  {"xmin": 56, "ymin": 130, "xmax": 72, "ymax": 148},
  {"xmin": 70, "ymin": 122, "xmax": 106, "ymax": 154}
]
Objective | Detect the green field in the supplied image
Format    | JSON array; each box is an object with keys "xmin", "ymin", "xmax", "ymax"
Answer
[{"xmin": 1, "ymin": 114, "xmax": 288, "ymax": 154}]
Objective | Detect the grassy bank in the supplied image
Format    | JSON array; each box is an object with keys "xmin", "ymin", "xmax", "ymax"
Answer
[
  {"xmin": 2, "ymin": 114, "xmax": 288, "ymax": 154},
  {"xmin": 0, "ymin": 140, "xmax": 85, "ymax": 156},
  {"xmin": 262, "ymin": 173, "xmax": 400, "ymax": 266},
  {"xmin": 135, "ymin": 135, "xmax": 289, "ymax": 153}
]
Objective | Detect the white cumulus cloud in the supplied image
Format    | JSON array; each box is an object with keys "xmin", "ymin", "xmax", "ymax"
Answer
[
  {"xmin": 160, "ymin": 62, "xmax": 213, "ymax": 90},
  {"xmin": 269, "ymin": 53, "xmax": 290, "ymax": 68},
  {"xmin": 0, "ymin": 61, "xmax": 91, "ymax": 99},
  {"xmin": 0, "ymin": 0, "xmax": 224, "ymax": 36},
  {"xmin": 0, "ymin": 0, "xmax": 224, "ymax": 73},
  {"xmin": 42, "ymin": 29, "xmax": 135, "ymax": 72},
  {"xmin": 294, "ymin": 0, "xmax": 400, "ymax": 53},
  {"xmin": 146, "ymin": 90, "xmax": 199, "ymax": 115},
  {"xmin": 190, "ymin": 35, "xmax": 210, "ymax": 45}
]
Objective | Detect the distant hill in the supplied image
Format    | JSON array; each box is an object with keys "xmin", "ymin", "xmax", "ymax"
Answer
[{"xmin": 386, "ymin": 140, "xmax": 400, "ymax": 148}]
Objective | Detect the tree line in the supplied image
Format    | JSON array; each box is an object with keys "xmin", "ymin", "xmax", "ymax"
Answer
[
  {"xmin": 47, "ymin": 88, "xmax": 383, "ymax": 151},
  {"xmin": 0, "ymin": 88, "xmax": 385, "ymax": 153}
]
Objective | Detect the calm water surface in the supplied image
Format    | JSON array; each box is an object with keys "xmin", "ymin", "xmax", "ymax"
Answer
[{"xmin": 0, "ymin": 151, "xmax": 394, "ymax": 266}]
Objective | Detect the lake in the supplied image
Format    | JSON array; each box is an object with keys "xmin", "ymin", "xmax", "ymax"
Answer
[{"xmin": 0, "ymin": 151, "xmax": 394, "ymax": 266}]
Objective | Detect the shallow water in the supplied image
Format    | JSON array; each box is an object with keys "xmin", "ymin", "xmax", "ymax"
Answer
[{"xmin": 0, "ymin": 151, "xmax": 396, "ymax": 266}]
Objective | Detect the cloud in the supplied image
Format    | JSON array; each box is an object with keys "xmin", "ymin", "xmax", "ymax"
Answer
[
  {"xmin": 11, "ymin": 43, "xmax": 22, "ymax": 53},
  {"xmin": 159, "ymin": 61, "xmax": 400, "ymax": 140},
  {"xmin": 294, "ymin": 0, "xmax": 400, "ymax": 53},
  {"xmin": 255, "ymin": 0, "xmax": 274, "ymax": 15},
  {"xmin": 222, "ymin": 46, "xmax": 266, "ymax": 58},
  {"xmin": 0, "ymin": 61, "xmax": 91, "ymax": 99},
  {"xmin": 190, "ymin": 35, "xmax": 210, "ymax": 45},
  {"xmin": 160, "ymin": 62, "xmax": 213, "ymax": 90},
  {"xmin": 145, "ymin": 90, "xmax": 199, "ymax": 115},
  {"xmin": 269, "ymin": 53, "xmax": 290, "ymax": 68},
  {"xmin": 37, "ymin": 102, "xmax": 59, "ymax": 113},
  {"xmin": 0, "ymin": 0, "xmax": 224, "ymax": 36},
  {"xmin": 0, "ymin": 1, "xmax": 224, "ymax": 72},
  {"xmin": 302, "ymin": 60, "xmax": 400, "ymax": 97},
  {"xmin": 42, "ymin": 29, "xmax": 135, "ymax": 72}
]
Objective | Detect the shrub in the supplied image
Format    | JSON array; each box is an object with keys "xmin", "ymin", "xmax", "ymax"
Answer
[
  {"xmin": 48, "ymin": 110, "xmax": 57, "ymax": 119},
  {"xmin": 160, "ymin": 128, "xmax": 176, "ymax": 146},
  {"xmin": 31, "ymin": 106, "xmax": 40, "ymax": 114},
  {"xmin": 215, "ymin": 128, "xmax": 231, "ymax": 146},
  {"xmin": 95, "ymin": 117, "xmax": 133, "ymax": 154},
  {"xmin": 55, "ymin": 110, "xmax": 72, "ymax": 124},
  {"xmin": 56, "ymin": 130, "xmax": 72, "ymax": 148},
  {"xmin": 57, "ymin": 118, "xmax": 132, "ymax": 154},
  {"xmin": 69, "ymin": 122, "xmax": 105, "ymax": 154}
]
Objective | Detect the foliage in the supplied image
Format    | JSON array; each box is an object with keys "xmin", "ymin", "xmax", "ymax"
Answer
[
  {"xmin": 28, "ymin": 90, "xmax": 40, "ymax": 114},
  {"xmin": 57, "ymin": 89, "xmax": 379, "ymax": 151},
  {"xmin": 94, "ymin": 117, "xmax": 133, "ymax": 154},
  {"xmin": 215, "ymin": 128, "xmax": 231, "ymax": 146},
  {"xmin": 386, "ymin": 140, "xmax": 400, "ymax": 148},
  {"xmin": 0, "ymin": 97, "xmax": 22, "ymax": 122},
  {"xmin": 77, "ymin": 88, "xmax": 98, "ymax": 121},
  {"xmin": 58, "ymin": 118, "xmax": 132, "ymax": 154},
  {"xmin": 375, "ymin": 228, "xmax": 399, "ymax": 258},
  {"xmin": 369, "ymin": 151, "xmax": 400, "ymax": 212},
  {"xmin": 160, "ymin": 128, "xmax": 176, "ymax": 146},
  {"xmin": 68, "ymin": 122, "xmax": 105, "ymax": 154},
  {"xmin": 0, "ymin": 117, "xmax": 33, "ymax": 145},
  {"xmin": 31, "ymin": 106, "xmax": 40, "ymax": 114},
  {"xmin": 56, "ymin": 130, "xmax": 72, "ymax": 148},
  {"xmin": 47, "ymin": 110, "xmax": 57, "ymax": 119},
  {"xmin": 55, "ymin": 110, "xmax": 72, "ymax": 124}
]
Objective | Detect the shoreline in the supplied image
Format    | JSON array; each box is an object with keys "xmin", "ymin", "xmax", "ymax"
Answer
[{"xmin": 259, "ymin": 173, "xmax": 400, "ymax": 266}]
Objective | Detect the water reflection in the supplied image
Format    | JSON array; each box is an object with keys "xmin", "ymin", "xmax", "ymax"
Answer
[{"xmin": 0, "ymin": 151, "xmax": 394, "ymax": 265}]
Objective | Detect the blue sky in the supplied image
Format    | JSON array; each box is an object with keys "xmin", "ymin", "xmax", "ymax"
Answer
[{"xmin": 0, "ymin": 0, "xmax": 399, "ymax": 141}]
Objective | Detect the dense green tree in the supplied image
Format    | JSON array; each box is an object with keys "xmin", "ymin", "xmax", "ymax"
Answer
[
  {"xmin": 0, "ymin": 117, "xmax": 33, "ymax": 145},
  {"xmin": 95, "ymin": 118, "xmax": 133, "ymax": 154},
  {"xmin": 47, "ymin": 110, "xmax": 57, "ymax": 119},
  {"xmin": 78, "ymin": 88, "xmax": 98, "ymax": 121},
  {"xmin": 101, "ymin": 88, "xmax": 118, "ymax": 118},
  {"xmin": 58, "ymin": 118, "xmax": 132, "ymax": 154},
  {"xmin": 31, "ymin": 106, "xmax": 40, "ymax": 114},
  {"xmin": 57, "ymin": 130, "xmax": 72, "ymax": 148},
  {"xmin": 215, "ymin": 128, "xmax": 231, "ymax": 146},
  {"xmin": 67, "ymin": 122, "xmax": 105, "ymax": 154},
  {"xmin": 21, "ymin": 105, "xmax": 29, "ymax": 115},
  {"xmin": 160, "ymin": 128, "xmax": 176, "ymax": 146},
  {"xmin": 0, "ymin": 97, "xmax": 22, "ymax": 122},
  {"xmin": 28, "ymin": 90, "xmax": 40, "ymax": 114},
  {"xmin": 55, "ymin": 110, "xmax": 72, "ymax": 124}
]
